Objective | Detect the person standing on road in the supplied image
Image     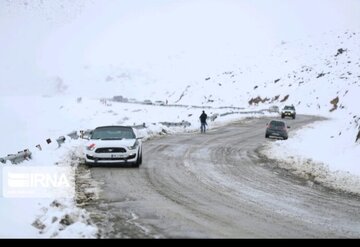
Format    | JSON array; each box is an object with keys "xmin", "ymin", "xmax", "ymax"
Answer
[{"xmin": 199, "ymin": 110, "xmax": 208, "ymax": 133}]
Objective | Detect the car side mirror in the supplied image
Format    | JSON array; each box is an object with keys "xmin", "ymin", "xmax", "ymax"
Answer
[
  {"xmin": 287, "ymin": 126, "xmax": 291, "ymax": 129},
  {"xmin": 85, "ymin": 131, "xmax": 93, "ymax": 140}
]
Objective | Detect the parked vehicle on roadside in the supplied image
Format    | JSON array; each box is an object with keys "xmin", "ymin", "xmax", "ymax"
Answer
[
  {"xmin": 84, "ymin": 126, "xmax": 142, "ymax": 167},
  {"xmin": 128, "ymin": 98, "xmax": 137, "ymax": 103},
  {"xmin": 143, "ymin": 100, "xmax": 152, "ymax": 105},
  {"xmin": 281, "ymin": 105, "xmax": 296, "ymax": 119},
  {"xmin": 154, "ymin": 100, "xmax": 165, "ymax": 106},
  {"xmin": 268, "ymin": 105, "xmax": 279, "ymax": 113},
  {"xmin": 265, "ymin": 120, "xmax": 290, "ymax": 140}
]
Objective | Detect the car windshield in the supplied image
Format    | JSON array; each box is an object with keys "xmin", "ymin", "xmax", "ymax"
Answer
[
  {"xmin": 284, "ymin": 106, "xmax": 294, "ymax": 110},
  {"xmin": 270, "ymin": 121, "xmax": 285, "ymax": 127},
  {"xmin": 91, "ymin": 127, "xmax": 135, "ymax": 140}
]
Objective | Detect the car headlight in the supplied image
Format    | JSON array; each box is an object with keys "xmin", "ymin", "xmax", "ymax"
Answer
[
  {"xmin": 86, "ymin": 143, "xmax": 96, "ymax": 151},
  {"xmin": 128, "ymin": 140, "xmax": 139, "ymax": 150}
]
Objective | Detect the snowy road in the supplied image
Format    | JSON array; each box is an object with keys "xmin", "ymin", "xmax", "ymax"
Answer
[{"xmin": 84, "ymin": 115, "xmax": 360, "ymax": 238}]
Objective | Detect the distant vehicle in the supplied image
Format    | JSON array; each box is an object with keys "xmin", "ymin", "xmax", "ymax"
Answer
[
  {"xmin": 265, "ymin": 120, "xmax": 290, "ymax": 140},
  {"xmin": 143, "ymin": 100, "xmax": 152, "ymax": 105},
  {"xmin": 281, "ymin": 105, "xmax": 296, "ymax": 119},
  {"xmin": 128, "ymin": 98, "xmax": 137, "ymax": 103},
  {"xmin": 154, "ymin": 100, "xmax": 165, "ymax": 106},
  {"xmin": 84, "ymin": 126, "xmax": 142, "ymax": 167},
  {"xmin": 268, "ymin": 105, "xmax": 279, "ymax": 113},
  {"xmin": 112, "ymin": 95, "xmax": 128, "ymax": 102}
]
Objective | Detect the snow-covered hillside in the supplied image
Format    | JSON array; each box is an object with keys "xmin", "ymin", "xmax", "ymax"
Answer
[
  {"xmin": 172, "ymin": 29, "xmax": 360, "ymax": 179},
  {"xmin": 1, "ymin": 0, "xmax": 360, "ymax": 99},
  {"xmin": 171, "ymin": 30, "xmax": 360, "ymax": 109}
]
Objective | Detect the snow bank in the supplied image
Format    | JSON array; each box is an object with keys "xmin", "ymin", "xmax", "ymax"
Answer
[
  {"xmin": 262, "ymin": 116, "xmax": 360, "ymax": 194},
  {"xmin": 0, "ymin": 139, "xmax": 97, "ymax": 238}
]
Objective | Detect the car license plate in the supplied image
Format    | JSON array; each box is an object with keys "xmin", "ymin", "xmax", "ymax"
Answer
[
  {"xmin": 273, "ymin": 133, "xmax": 279, "ymax": 136},
  {"xmin": 111, "ymin": 154, "xmax": 124, "ymax": 158}
]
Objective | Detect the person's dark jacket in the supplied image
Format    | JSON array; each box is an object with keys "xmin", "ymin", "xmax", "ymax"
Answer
[{"xmin": 200, "ymin": 113, "xmax": 207, "ymax": 124}]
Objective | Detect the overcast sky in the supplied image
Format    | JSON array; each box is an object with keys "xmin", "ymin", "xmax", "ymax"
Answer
[{"xmin": 1, "ymin": 0, "xmax": 360, "ymax": 96}]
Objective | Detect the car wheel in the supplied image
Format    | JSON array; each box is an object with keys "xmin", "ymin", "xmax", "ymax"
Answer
[
  {"xmin": 281, "ymin": 115, "xmax": 285, "ymax": 119},
  {"xmin": 293, "ymin": 115, "xmax": 296, "ymax": 119},
  {"xmin": 283, "ymin": 136, "xmax": 288, "ymax": 140},
  {"xmin": 132, "ymin": 152, "xmax": 142, "ymax": 168},
  {"xmin": 139, "ymin": 153, "xmax": 142, "ymax": 165},
  {"xmin": 132, "ymin": 161, "xmax": 140, "ymax": 168},
  {"xmin": 265, "ymin": 134, "xmax": 269, "ymax": 138}
]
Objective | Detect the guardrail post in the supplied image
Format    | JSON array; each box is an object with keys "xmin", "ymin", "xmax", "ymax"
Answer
[
  {"xmin": 67, "ymin": 131, "xmax": 79, "ymax": 140},
  {"xmin": 56, "ymin": 136, "xmax": 66, "ymax": 147}
]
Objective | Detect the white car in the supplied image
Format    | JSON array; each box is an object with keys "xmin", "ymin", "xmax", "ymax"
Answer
[
  {"xmin": 281, "ymin": 105, "xmax": 296, "ymax": 119},
  {"xmin": 84, "ymin": 126, "xmax": 142, "ymax": 167}
]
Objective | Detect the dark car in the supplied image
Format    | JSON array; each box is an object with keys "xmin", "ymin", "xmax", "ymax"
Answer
[{"xmin": 265, "ymin": 120, "xmax": 290, "ymax": 140}]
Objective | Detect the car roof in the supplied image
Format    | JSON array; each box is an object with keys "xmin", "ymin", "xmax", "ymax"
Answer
[
  {"xmin": 94, "ymin": 126, "xmax": 134, "ymax": 130},
  {"xmin": 269, "ymin": 120, "xmax": 286, "ymax": 124}
]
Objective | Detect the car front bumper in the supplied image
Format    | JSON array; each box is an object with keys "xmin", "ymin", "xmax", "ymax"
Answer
[
  {"xmin": 282, "ymin": 112, "xmax": 295, "ymax": 116},
  {"xmin": 85, "ymin": 152, "xmax": 138, "ymax": 164}
]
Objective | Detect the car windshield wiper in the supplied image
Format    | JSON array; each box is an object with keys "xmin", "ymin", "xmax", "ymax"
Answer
[{"xmin": 100, "ymin": 138, "xmax": 123, "ymax": 140}]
